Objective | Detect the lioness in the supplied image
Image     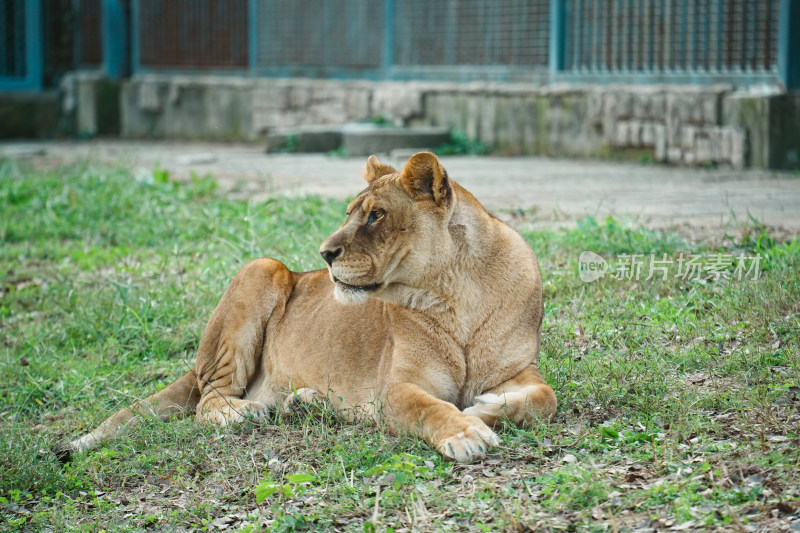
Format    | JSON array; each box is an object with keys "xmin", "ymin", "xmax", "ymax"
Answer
[{"xmin": 63, "ymin": 152, "xmax": 556, "ymax": 463}]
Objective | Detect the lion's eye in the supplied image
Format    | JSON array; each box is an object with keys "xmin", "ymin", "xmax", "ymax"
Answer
[{"xmin": 366, "ymin": 209, "xmax": 384, "ymax": 226}]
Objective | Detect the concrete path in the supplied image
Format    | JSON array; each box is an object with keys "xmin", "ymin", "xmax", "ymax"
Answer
[{"xmin": 2, "ymin": 140, "xmax": 799, "ymax": 238}]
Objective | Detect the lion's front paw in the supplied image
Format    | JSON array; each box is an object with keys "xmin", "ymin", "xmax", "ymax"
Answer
[
  {"xmin": 280, "ymin": 388, "xmax": 324, "ymax": 417},
  {"xmin": 197, "ymin": 398, "xmax": 269, "ymax": 426},
  {"xmin": 437, "ymin": 416, "xmax": 501, "ymax": 463}
]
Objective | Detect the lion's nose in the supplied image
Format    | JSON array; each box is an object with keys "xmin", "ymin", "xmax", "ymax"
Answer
[{"xmin": 321, "ymin": 247, "xmax": 342, "ymax": 266}]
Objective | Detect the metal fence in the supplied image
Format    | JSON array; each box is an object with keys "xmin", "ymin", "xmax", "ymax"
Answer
[
  {"xmin": 1, "ymin": 0, "xmax": 798, "ymax": 91},
  {"xmin": 561, "ymin": 0, "xmax": 782, "ymax": 83},
  {"xmin": 1, "ymin": 0, "xmax": 94, "ymax": 90},
  {"xmin": 76, "ymin": 0, "xmax": 103, "ymax": 68},
  {"xmin": 130, "ymin": 0, "xmax": 799, "ymax": 86},
  {"xmin": 393, "ymin": 0, "xmax": 549, "ymax": 67},
  {"xmin": 136, "ymin": 0, "xmax": 248, "ymax": 69},
  {"xmin": 0, "ymin": 0, "xmax": 26, "ymax": 78},
  {"xmin": 253, "ymin": 0, "xmax": 385, "ymax": 77},
  {"xmin": 248, "ymin": 0, "xmax": 550, "ymax": 81}
]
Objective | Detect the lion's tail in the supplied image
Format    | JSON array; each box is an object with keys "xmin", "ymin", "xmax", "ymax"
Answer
[{"xmin": 57, "ymin": 370, "xmax": 200, "ymax": 462}]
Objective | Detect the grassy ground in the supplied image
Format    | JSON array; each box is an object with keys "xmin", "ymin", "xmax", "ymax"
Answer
[{"xmin": 1, "ymin": 160, "xmax": 798, "ymax": 533}]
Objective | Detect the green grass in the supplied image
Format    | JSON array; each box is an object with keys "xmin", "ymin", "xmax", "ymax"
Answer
[
  {"xmin": 1, "ymin": 160, "xmax": 798, "ymax": 532},
  {"xmin": 433, "ymin": 130, "xmax": 489, "ymax": 156}
]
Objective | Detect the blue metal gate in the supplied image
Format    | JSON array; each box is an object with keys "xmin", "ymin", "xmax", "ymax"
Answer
[
  {"xmin": 0, "ymin": 0, "xmax": 42, "ymax": 91},
  {"xmin": 1, "ymin": 0, "xmax": 798, "ymax": 92},
  {"xmin": 557, "ymin": 0, "xmax": 783, "ymax": 85}
]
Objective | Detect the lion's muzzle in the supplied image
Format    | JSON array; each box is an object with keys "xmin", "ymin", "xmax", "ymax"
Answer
[{"xmin": 321, "ymin": 246, "xmax": 342, "ymax": 266}]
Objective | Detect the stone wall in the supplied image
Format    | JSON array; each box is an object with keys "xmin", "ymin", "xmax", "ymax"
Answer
[
  {"xmin": 0, "ymin": 91, "xmax": 62, "ymax": 140},
  {"xmin": 60, "ymin": 73, "xmax": 799, "ymax": 169},
  {"xmin": 423, "ymin": 87, "xmax": 602, "ymax": 158},
  {"xmin": 595, "ymin": 87, "xmax": 745, "ymax": 168},
  {"xmin": 425, "ymin": 85, "xmax": 796, "ymax": 169},
  {"xmin": 422, "ymin": 85, "xmax": 757, "ymax": 168}
]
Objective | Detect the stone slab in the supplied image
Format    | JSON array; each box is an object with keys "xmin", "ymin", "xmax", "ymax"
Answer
[
  {"xmin": 266, "ymin": 124, "xmax": 452, "ymax": 155},
  {"xmin": 267, "ymin": 125, "xmax": 344, "ymax": 153},
  {"xmin": 342, "ymin": 125, "xmax": 451, "ymax": 156}
]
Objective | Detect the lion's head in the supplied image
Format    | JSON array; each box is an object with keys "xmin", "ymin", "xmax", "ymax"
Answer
[{"xmin": 319, "ymin": 152, "xmax": 455, "ymax": 306}]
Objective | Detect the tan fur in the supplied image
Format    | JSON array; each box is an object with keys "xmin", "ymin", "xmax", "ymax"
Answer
[{"xmin": 64, "ymin": 152, "xmax": 556, "ymax": 463}]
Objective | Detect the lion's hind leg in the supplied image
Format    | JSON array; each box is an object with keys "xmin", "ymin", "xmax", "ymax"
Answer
[
  {"xmin": 194, "ymin": 258, "xmax": 293, "ymax": 427},
  {"xmin": 59, "ymin": 370, "xmax": 200, "ymax": 461},
  {"xmin": 462, "ymin": 366, "xmax": 557, "ymax": 429}
]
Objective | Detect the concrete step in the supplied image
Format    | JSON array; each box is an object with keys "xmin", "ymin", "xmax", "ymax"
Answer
[
  {"xmin": 342, "ymin": 124, "xmax": 451, "ymax": 156},
  {"xmin": 267, "ymin": 125, "xmax": 344, "ymax": 153},
  {"xmin": 267, "ymin": 123, "xmax": 451, "ymax": 156}
]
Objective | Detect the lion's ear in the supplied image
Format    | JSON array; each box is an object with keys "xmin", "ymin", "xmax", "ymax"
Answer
[
  {"xmin": 401, "ymin": 152, "xmax": 452, "ymax": 207},
  {"xmin": 362, "ymin": 155, "xmax": 397, "ymax": 184}
]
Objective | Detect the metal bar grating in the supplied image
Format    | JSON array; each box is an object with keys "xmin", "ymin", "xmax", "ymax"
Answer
[
  {"xmin": 255, "ymin": 0, "xmax": 384, "ymax": 71},
  {"xmin": 0, "ymin": 0, "xmax": 26, "ymax": 78},
  {"xmin": 77, "ymin": 0, "xmax": 102, "ymax": 66},
  {"xmin": 0, "ymin": 0, "xmax": 777, "ymax": 86},
  {"xmin": 564, "ymin": 0, "xmax": 780, "ymax": 73},
  {"xmin": 138, "ymin": 0, "xmax": 249, "ymax": 69},
  {"xmin": 43, "ymin": 0, "xmax": 78, "ymax": 86},
  {"xmin": 392, "ymin": 0, "xmax": 549, "ymax": 67}
]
